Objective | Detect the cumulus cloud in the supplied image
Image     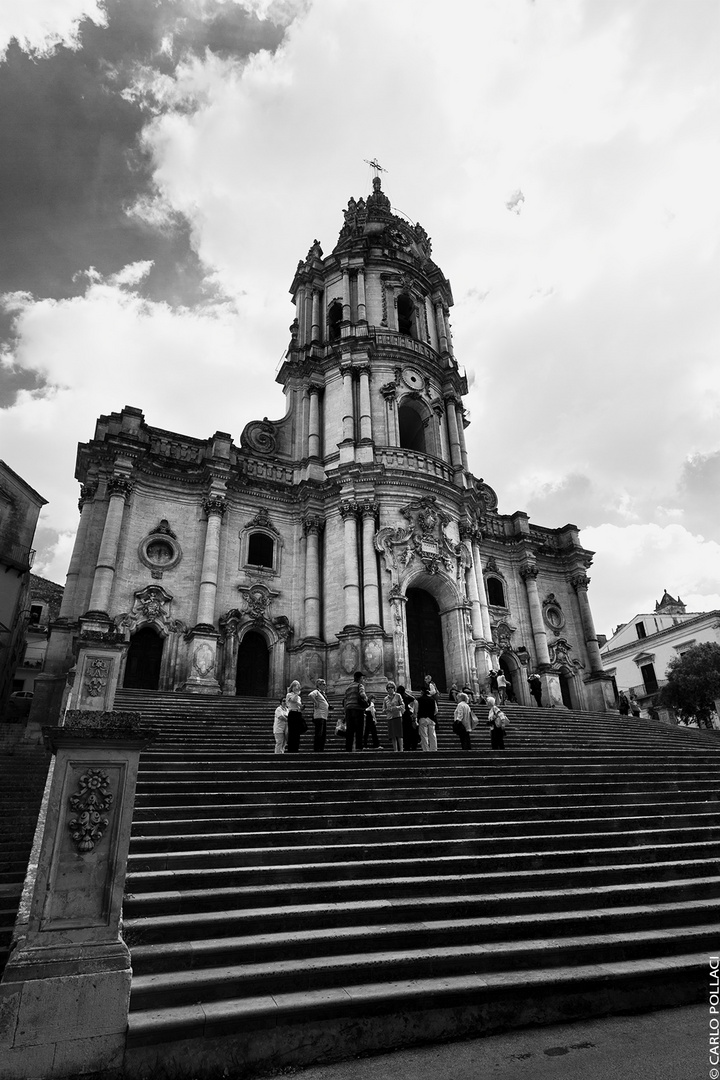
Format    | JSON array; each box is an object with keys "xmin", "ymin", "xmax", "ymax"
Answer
[
  {"xmin": 505, "ymin": 189, "xmax": 525, "ymax": 214},
  {"xmin": 0, "ymin": 0, "xmax": 106, "ymax": 58}
]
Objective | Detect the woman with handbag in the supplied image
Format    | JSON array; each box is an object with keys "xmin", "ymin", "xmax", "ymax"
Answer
[
  {"xmin": 285, "ymin": 679, "xmax": 305, "ymax": 753},
  {"xmin": 382, "ymin": 682, "xmax": 405, "ymax": 752},
  {"xmin": 398, "ymin": 684, "xmax": 420, "ymax": 751},
  {"xmin": 486, "ymin": 695, "xmax": 507, "ymax": 752},
  {"xmin": 452, "ymin": 692, "xmax": 473, "ymax": 751}
]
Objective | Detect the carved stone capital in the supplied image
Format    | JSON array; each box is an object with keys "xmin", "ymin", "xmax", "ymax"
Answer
[
  {"xmin": 340, "ymin": 500, "xmax": 358, "ymax": 520},
  {"xmin": 203, "ymin": 497, "xmax": 227, "ymax": 518},
  {"xmin": 303, "ymin": 513, "xmax": 325, "ymax": 536},
  {"xmin": 571, "ymin": 572, "xmax": 590, "ymax": 592},
  {"xmin": 78, "ymin": 481, "xmax": 98, "ymax": 509},
  {"xmin": 107, "ymin": 476, "xmax": 133, "ymax": 498},
  {"xmin": 359, "ymin": 500, "xmax": 378, "ymax": 520},
  {"xmin": 520, "ymin": 564, "xmax": 539, "ymax": 581}
]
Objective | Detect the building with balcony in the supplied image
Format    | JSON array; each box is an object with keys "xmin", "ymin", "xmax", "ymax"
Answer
[
  {"xmin": 600, "ymin": 590, "xmax": 720, "ymax": 717},
  {"xmin": 41, "ymin": 178, "xmax": 613, "ymax": 720},
  {"xmin": 0, "ymin": 462, "xmax": 46, "ymax": 719},
  {"xmin": 10, "ymin": 575, "xmax": 64, "ymax": 698}
]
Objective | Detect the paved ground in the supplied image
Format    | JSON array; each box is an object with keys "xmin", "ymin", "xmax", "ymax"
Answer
[{"xmin": 268, "ymin": 1004, "xmax": 711, "ymax": 1080}]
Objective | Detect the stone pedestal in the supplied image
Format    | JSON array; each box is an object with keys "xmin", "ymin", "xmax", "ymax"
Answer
[
  {"xmin": 0, "ymin": 712, "xmax": 155, "ymax": 1080},
  {"xmin": 66, "ymin": 618, "xmax": 128, "ymax": 714},
  {"xmin": 584, "ymin": 672, "xmax": 617, "ymax": 713},
  {"xmin": 540, "ymin": 669, "xmax": 564, "ymax": 708}
]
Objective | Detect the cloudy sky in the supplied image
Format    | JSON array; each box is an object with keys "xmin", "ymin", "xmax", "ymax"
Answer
[{"xmin": 0, "ymin": 0, "xmax": 718, "ymax": 638}]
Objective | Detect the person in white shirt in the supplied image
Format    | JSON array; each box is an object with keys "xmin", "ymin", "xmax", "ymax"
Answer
[
  {"xmin": 453, "ymin": 692, "xmax": 474, "ymax": 751},
  {"xmin": 496, "ymin": 670, "xmax": 508, "ymax": 704},
  {"xmin": 273, "ymin": 698, "xmax": 288, "ymax": 754},
  {"xmin": 308, "ymin": 678, "xmax": 330, "ymax": 751}
]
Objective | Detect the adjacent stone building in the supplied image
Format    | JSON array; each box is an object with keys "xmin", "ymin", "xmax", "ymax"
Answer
[{"xmin": 39, "ymin": 178, "xmax": 613, "ymax": 721}]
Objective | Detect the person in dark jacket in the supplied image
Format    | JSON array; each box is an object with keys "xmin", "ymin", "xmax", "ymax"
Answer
[
  {"xmin": 343, "ymin": 670, "xmax": 368, "ymax": 752},
  {"xmin": 398, "ymin": 685, "xmax": 420, "ymax": 750}
]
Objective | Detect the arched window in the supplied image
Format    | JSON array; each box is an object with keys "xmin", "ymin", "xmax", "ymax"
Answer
[
  {"xmin": 486, "ymin": 576, "xmax": 506, "ymax": 607},
  {"xmin": 398, "ymin": 402, "xmax": 427, "ymax": 454},
  {"xmin": 247, "ymin": 532, "xmax": 274, "ymax": 569},
  {"xmin": 397, "ymin": 293, "xmax": 415, "ymax": 337},
  {"xmin": 328, "ymin": 300, "xmax": 343, "ymax": 341}
]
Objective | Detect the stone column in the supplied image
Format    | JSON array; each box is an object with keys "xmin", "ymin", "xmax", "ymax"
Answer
[
  {"xmin": 520, "ymin": 564, "xmax": 552, "ymax": 667},
  {"xmin": 340, "ymin": 501, "xmax": 361, "ymax": 629},
  {"xmin": 571, "ymin": 572, "xmax": 605, "ymax": 675},
  {"xmin": 184, "ymin": 497, "xmax": 226, "ymax": 694},
  {"xmin": 463, "ymin": 540, "xmax": 484, "ymax": 640},
  {"xmin": 340, "ymin": 366, "xmax": 355, "ymax": 463},
  {"xmin": 0, "ymin": 712, "xmax": 155, "ymax": 1080},
  {"xmin": 358, "ymin": 366, "xmax": 372, "ymax": 443},
  {"xmin": 471, "ymin": 538, "xmax": 493, "ymax": 641},
  {"xmin": 342, "ymin": 268, "xmax": 351, "ymax": 323},
  {"xmin": 196, "ymin": 497, "xmax": 226, "ymax": 630},
  {"xmin": 435, "ymin": 300, "xmax": 448, "ymax": 353},
  {"xmin": 308, "ymin": 385, "xmax": 322, "ymax": 459},
  {"xmin": 86, "ymin": 477, "xmax": 133, "ymax": 617},
  {"xmin": 385, "ymin": 282, "xmax": 396, "ymax": 330},
  {"xmin": 445, "ymin": 396, "xmax": 464, "ymax": 484},
  {"xmin": 456, "ymin": 402, "xmax": 469, "ymax": 471},
  {"xmin": 356, "ymin": 268, "xmax": 367, "ymax": 322},
  {"xmin": 311, "ymin": 288, "xmax": 321, "ymax": 343},
  {"xmin": 303, "ymin": 514, "xmax": 324, "ymax": 640},
  {"xmin": 381, "ymin": 383, "xmax": 398, "ymax": 444},
  {"xmin": 360, "ymin": 501, "xmax": 380, "ymax": 627},
  {"xmin": 59, "ymin": 482, "xmax": 97, "ymax": 618}
]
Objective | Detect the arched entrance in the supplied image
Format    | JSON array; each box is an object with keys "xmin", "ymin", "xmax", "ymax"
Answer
[
  {"xmin": 236, "ymin": 630, "xmax": 270, "ymax": 696},
  {"xmin": 559, "ymin": 668, "xmax": 575, "ymax": 709},
  {"xmin": 406, "ymin": 588, "xmax": 447, "ymax": 692},
  {"xmin": 124, "ymin": 626, "xmax": 164, "ymax": 690},
  {"xmin": 498, "ymin": 655, "xmax": 519, "ymax": 703}
]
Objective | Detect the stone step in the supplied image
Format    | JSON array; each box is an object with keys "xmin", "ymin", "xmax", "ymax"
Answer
[
  {"xmin": 129, "ymin": 923, "xmax": 717, "ymax": 1011},
  {"xmin": 123, "ymin": 874, "xmax": 720, "ymax": 943},
  {"xmin": 123, "ymin": 857, "xmax": 720, "ymax": 914},
  {"xmin": 129, "ymin": 811, "xmax": 720, "ymax": 852}
]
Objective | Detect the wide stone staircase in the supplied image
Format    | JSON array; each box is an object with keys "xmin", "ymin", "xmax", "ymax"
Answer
[
  {"xmin": 112, "ymin": 687, "xmax": 720, "ymax": 1077},
  {"xmin": 0, "ymin": 727, "xmax": 51, "ymax": 979}
]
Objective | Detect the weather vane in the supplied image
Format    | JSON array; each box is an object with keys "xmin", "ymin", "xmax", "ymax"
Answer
[{"xmin": 364, "ymin": 157, "xmax": 387, "ymax": 179}]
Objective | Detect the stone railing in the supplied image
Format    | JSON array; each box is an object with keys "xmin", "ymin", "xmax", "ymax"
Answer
[{"xmin": 376, "ymin": 447, "xmax": 454, "ymax": 484}]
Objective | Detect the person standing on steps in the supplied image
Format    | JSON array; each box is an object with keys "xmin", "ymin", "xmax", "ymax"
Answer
[
  {"xmin": 285, "ymin": 680, "xmax": 304, "ymax": 753},
  {"xmin": 383, "ymin": 681, "xmax": 405, "ymax": 752},
  {"xmin": 489, "ymin": 669, "xmax": 499, "ymax": 699},
  {"xmin": 486, "ymin": 695, "xmax": 507, "ymax": 752},
  {"xmin": 496, "ymin": 670, "xmax": 508, "ymax": 705},
  {"xmin": 308, "ymin": 678, "xmax": 330, "ymax": 752},
  {"xmin": 398, "ymin": 684, "xmax": 420, "ymax": 750},
  {"xmin": 618, "ymin": 691, "xmax": 630, "ymax": 716},
  {"xmin": 363, "ymin": 695, "xmax": 381, "ymax": 749},
  {"xmin": 629, "ymin": 694, "xmax": 641, "ymax": 718},
  {"xmin": 417, "ymin": 674, "xmax": 439, "ymax": 752},
  {"xmin": 528, "ymin": 672, "xmax": 543, "ymax": 706},
  {"xmin": 452, "ymin": 691, "xmax": 474, "ymax": 751},
  {"xmin": 343, "ymin": 670, "xmax": 368, "ymax": 752},
  {"xmin": 273, "ymin": 696, "xmax": 288, "ymax": 754}
]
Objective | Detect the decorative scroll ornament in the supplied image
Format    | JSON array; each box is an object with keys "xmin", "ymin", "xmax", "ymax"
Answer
[
  {"xmin": 68, "ymin": 769, "xmax": 113, "ymax": 853},
  {"xmin": 116, "ymin": 585, "xmax": 177, "ymax": 635},
  {"xmin": 192, "ymin": 642, "xmax": 215, "ymax": 677},
  {"xmin": 493, "ymin": 620, "xmax": 517, "ymax": 652},
  {"xmin": 548, "ymin": 636, "xmax": 585, "ymax": 671},
  {"xmin": 375, "ymin": 496, "xmax": 460, "ymax": 577},
  {"xmin": 241, "ymin": 419, "xmax": 277, "ymax": 455}
]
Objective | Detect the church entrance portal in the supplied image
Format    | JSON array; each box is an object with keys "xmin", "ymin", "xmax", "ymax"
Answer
[
  {"xmin": 123, "ymin": 626, "xmax": 164, "ymax": 690},
  {"xmin": 236, "ymin": 631, "xmax": 270, "ymax": 696},
  {"xmin": 406, "ymin": 588, "xmax": 447, "ymax": 692}
]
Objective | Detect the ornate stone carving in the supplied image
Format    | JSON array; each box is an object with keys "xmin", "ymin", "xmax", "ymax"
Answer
[
  {"xmin": 380, "ymin": 382, "xmax": 397, "ymax": 403},
  {"xmin": 340, "ymin": 641, "xmax": 360, "ymax": 674},
  {"xmin": 116, "ymin": 585, "xmax": 176, "ymax": 635},
  {"xmin": 68, "ymin": 769, "xmax": 112, "ymax": 853},
  {"xmin": 246, "ymin": 507, "xmax": 280, "ymax": 535},
  {"xmin": 303, "ymin": 513, "xmax": 325, "ymax": 536},
  {"xmin": 548, "ymin": 636, "xmax": 585, "ymax": 671},
  {"xmin": 203, "ymin": 496, "xmax": 227, "ymax": 518},
  {"xmin": 543, "ymin": 593, "xmax": 566, "ymax": 635},
  {"xmin": 78, "ymin": 481, "xmax": 98, "ymax": 509},
  {"xmin": 139, "ymin": 523, "xmax": 182, "ymax": 575},
  {"xmin": 85, "ymin": 656, "xmax": 110, "ymax": 698},
  {"xmin": 107, "ymin": 477, "xmax": 133, "ymax": 498},
  {"xmin": 520, "ymin": 564, "xmax": 539, "ymax": 581},
  {"xmin": 363, "ymin": 639, "xmax": 383, "ymax": 674},
  {"xmin": 242, "ymin": 419, "xmax": 277, "ymax": 455},
  {"xmin": 340, "ymin": 499, "xmax": 358, "ymax": 520},
  {"xmin": 192, "ymin": 642, "xmax": 215, "ymax": 678},
  {"xmin": 571, "ymin": 572, "xmax": 590, "ymax": 592},
  {"xmin": 375, "ymin": 496, "xmax": 465, "ymax": 579}
]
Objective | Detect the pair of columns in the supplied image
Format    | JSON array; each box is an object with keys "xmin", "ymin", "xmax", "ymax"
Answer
[
  {"xmin": 340, "ymin": 499, "xmax": 381, "ymax": 629},
  {"xmin": 520, "ymin": 563, "xmax": 605, "ymax": 676},
  {"xmin": 340, "ymin": 365, "xmax": 373, "ymax": 446},
  {"xmin": 463, "ymin": 533, "xmax": 492, "ymax": 642},
  {"xmin": 297, "ymin": 269, "xmax": 368, "ymax": 346}
]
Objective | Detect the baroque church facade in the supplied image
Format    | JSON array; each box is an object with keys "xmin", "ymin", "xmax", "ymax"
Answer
[{"xmin": 40, "ymin": 178, "xmax": 613, "ymax": 720}]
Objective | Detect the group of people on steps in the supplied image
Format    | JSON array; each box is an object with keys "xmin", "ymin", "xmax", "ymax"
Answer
[{"xmin": 272, "ymin": 671, "xmax": 509, "ymax": 754}]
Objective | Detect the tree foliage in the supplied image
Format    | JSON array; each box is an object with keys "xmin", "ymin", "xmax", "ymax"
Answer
[{"xmin": 658, "ymin": 642, "xmax": 720, "ymax": 727}]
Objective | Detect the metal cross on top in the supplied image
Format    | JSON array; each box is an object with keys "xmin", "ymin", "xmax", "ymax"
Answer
[{"xmin": 364, "ymin": 157, "xmax": 387, "ymax": 178}]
